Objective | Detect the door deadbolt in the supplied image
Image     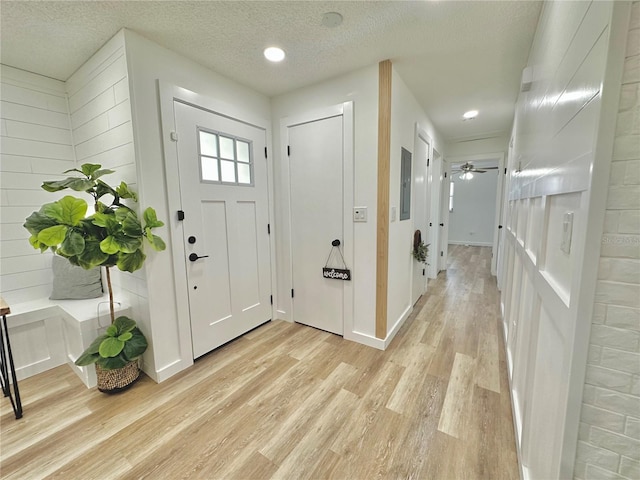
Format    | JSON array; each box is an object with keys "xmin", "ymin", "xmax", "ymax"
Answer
[
  {"xmin": 189, "ymin": 253, "xmax": 209, "ymax": 262},
  {"xmin": 188, "ymin": 236, "xmax": 196, "ymax": 244}
]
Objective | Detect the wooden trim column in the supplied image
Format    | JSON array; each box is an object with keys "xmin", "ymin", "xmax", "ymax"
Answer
[{"xmin": 376, "ymin": 60, "xmax": 392, "ymax": 339}]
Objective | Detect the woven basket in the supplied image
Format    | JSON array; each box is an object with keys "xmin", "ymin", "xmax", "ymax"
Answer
[{"xmin": 95, "ymin": 360, "xmax": 140, "ymax": 393}]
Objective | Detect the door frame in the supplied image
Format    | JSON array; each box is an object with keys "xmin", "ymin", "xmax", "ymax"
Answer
[
  {"xmin": 412, "ymin": 124, "xmax": 432, "ymax": 301},
  {"xmin": 428, "ymin": 148, "xmax": 443, "ymax": 279},
  {"xmin": 280, "ymin": 102, "xmax": 354, "ymax": 340},
  {"xmin": 159, "ymin": 82, "xmax": 276, "ymax": 369},
  {"xmin": 438, "ymin": 160, "xmax": 451, "ymax": 271},
  {"xmin": 446, "ymin": 152, "xmax": 506, "ymax": 275}
]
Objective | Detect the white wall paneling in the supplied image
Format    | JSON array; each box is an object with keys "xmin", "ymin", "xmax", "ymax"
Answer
[
  {"xmin": 0, "ymin": 65, "xmax": 74, "ymax": 306},
  {"xmin": 575, "ymin": 3, "xmax": 640, "ymax": 479},
  {"xmin": 500, "ymin": 2, "xmax": 632, "ymax": 479}
]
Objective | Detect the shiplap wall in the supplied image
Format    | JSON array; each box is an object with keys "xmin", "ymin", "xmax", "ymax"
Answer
[
  {"xmin": 500, "ymin": 1, "xmax": 630, "ymax": 479},
  {"xmin": 575, "ymin": 3, "xmax": 640, "ymax": 479},
  {"xmin": 64, "ymin": 31, "xmax": 146, "ymax": 341},
  {"xmin": 0, "ymin": 65, "xmax": 75, "ymax": 305}
]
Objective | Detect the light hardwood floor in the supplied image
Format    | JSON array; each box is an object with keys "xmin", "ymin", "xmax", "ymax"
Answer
[{"xmin": 1, "ymin": 245, "xmax": 518, "ymax": 479}]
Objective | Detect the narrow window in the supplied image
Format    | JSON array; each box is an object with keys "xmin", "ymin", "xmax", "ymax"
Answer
[
  {"xmin": 449, "ymin": 180, "xmax": 454, "ymax": 212},
  {"xmin": 400, "ymin": 147, "xmax": 412, "ymax": 221}
]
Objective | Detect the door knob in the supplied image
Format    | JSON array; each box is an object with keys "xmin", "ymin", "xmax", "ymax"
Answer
[
  {"xmin": 332, "ymin": 239, "xmax": 341, "ymax": 247},
  {"xmin": 189, "ymin": 253, "xmax": 209, "ymax": 262},
  {"xmin": 439, "ymin": 223, "xmax": 444, "ymax": 226}
]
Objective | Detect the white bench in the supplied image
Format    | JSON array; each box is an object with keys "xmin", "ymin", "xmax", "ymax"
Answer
[{"xmin": 7, "ymin": 295, "xmax": 129, "ymax": 388}]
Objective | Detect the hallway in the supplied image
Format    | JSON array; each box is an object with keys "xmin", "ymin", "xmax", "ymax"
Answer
[{"xmin": 1, "ymin": 245, "xmax": 518, "ymax": 479}]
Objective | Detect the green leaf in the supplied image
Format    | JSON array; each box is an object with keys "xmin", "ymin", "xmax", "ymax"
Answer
[
  {"xmin": 106, "ymin": 325, "xmax": 118, "ymax": 337},
  {"xmin": 148, "ymin": 234, "xmax": 166, "ymax": 252},
  {"xmin": 114, "ymin": 316, "xmax": 136, "ymax": 334},
  {"xmin": 62, "ymin": 168, "xmax": 84, "ymax": 175},
  {"xmin": 42, "ymin": 202, "xmax": 64, "ymax": 222},
  {"xmin": 41, "ymin": 179, "xmax": 72, "ymax": 192},
  {"xmin": 113, "ymin": 234, "xmax": 142, "ymax": 253},
  {"xmin": 100, "ymin": 236, "xmax": 120, "ymax": 255},
  {"xmin": 97, "ymin": 355, "xmax": 128, "ymax": 370},
  {"xmin": 122, "ymin": 328, "xmax": 148, "ymax": 360},
  {"xmin": 38, "ymin": 225, "xmax": 68, "ymax": 246},
  {"xmin": 117, "ymin": 249, "xmax": 146, "ymax": 273},
  {"xmin": 65, "ymin": 178, "xmax": 95, "ymax": 192},
  {"xmin": 28, "ymin": 235, "xmax": 42, "ymax": 249},
  {"xmin": 77, "ymin": 240, "xmax": 109, "ymax": 269},
  {"xmin": 95, "ymin": 180, "xmax": 117, "ymax": 200},
  {"xmin": 118, "ymin": 332, "xmax": 133, "ymax": 342},
  {"xmin": 91, "ymin": 169, "xmax": 114, "ymax": 180},
  {"xmin": 122, "ymin": 213, "xmax": 142, "ymax": 237},
  {"xmin": 59, "ymin": 229, "xmax": 85, "ymax": 256},
  {"xmin": 99, "ymin": 337, "xmax": 125, "ymax": 358},
  {"xmin": 80, "ymin": 163, "xmax": 102, "ymax": 177},
  {"xmin": 88, "ymin": 334, "xmax": 109, "ymax": 354},
  {"xmin": 143, "ymin": 207, "xmax": 164, "ymax": 228},
  {"xmin": 57, "ymin": 196, "xmax": 88, "ymax": 226},
  {"xmin": 75, "ymin": 351, "xmax": 99, "ymax": 366},
  {"xmin": 116, "ymin": 182, "xmax": 138, "ymax": 201},
  {"xmin": 92, "ymin": 212, "xmax": 120, "ymax": 234},
  {"xmin": 24, "ymin": 210, "xmax": 58, "ymax": 235}
]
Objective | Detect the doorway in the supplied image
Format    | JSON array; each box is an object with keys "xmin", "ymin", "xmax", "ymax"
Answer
[
  {"xmin": 412, "ymin": 127, "xmax": 430, "ymax": 304},
  {"xmin": 174, "ymin": 101, "xmax": 272, "ymax": 358},
  {"xmin": 285, "ymin": 104, "xmax": 353, "ymax": 336}
]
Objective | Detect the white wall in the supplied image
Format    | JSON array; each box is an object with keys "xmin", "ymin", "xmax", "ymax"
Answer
[
  {"xmin": 0, "ymin": 66, "xmax": 74, "ymax": 305},
  {"xmin": 65, "ymin": 30, "xmax": 139, "ymax": 325},
  {"xmin": 123, "ymin": 29, "xmax": 272, "ymax": 381},
  {"xmin": 500, "ymin": 1, "xmax": 630, "ymax": 478},
  {"xmin": 575, "ymin": 3, "xmax": 640, "ymax": 479},
  {"xmin": 445, "ymin": 134, "xmax": 509, "ymax": 158},
  {"xmin": 387, "ymin": 67, "xmax": 444, "ymax": 337},
  {"xmin": 449, "ymin": 170, "xmax": 499, "ymax": 246},
  {"xmin": 271, "ymin": 65, "xmax": 379, "ymax": 341}
]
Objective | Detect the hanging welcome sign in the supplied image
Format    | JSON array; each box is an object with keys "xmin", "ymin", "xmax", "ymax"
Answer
[
  {"xmin": 323, "ymin": 239, "xmax": 351, "ymax": 281},
  {"xmin": 323, "ymin": 267, "xmax": 351, "ymax": 281}
]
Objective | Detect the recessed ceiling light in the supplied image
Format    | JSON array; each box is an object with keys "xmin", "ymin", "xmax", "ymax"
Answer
[
  {"xmin": 463, "ymin": 110, "xmax": 479, "ymax": 120},
  {"xmin": 322, "ymin": 12, "xmax": 343, "ymax": 28},
  {"xmin": 264, "ymin": 47, "xmax": 285, "ymax": 62}
]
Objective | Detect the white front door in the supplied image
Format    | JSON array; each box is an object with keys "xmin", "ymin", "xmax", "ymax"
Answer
[
  {"xmin": 174, "ymin": 101, "xmax": 272, "ymax": 358},
  {"xmin": 288, "ymin": 115, "xmax": 344, "ymax": 335}
]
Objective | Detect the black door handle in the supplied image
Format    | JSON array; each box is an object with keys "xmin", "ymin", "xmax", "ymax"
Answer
[
  {"xmin": 189, "ymin": 253, "xmax": 209, "ymax": 262},
  {"xmin": 332, "ymin": 239, "xmax": 341, "ymax": 247},
  {"xmin": 439, "ymin": 223, "xmax": 444, "ymax": 227}
]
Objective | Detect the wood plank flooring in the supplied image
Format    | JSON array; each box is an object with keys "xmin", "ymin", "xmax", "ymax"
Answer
[{"xmin": 0, "ymin": 245, "xmax": 518, "ymax": 479}]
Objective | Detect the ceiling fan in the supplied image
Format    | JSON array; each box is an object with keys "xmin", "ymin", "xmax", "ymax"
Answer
[{"xmin": 452, "ymin": 162, "xmax": 499, "ymax": 174}]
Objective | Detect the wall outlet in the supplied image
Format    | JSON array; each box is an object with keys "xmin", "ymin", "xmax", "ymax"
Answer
[
  {"xmin": 561, "ymin": 212, "xmax": 573, "ymax": 255},
  {"xmin": 353, "ymin": 206, "xmax": 368, "ymax": 222}
]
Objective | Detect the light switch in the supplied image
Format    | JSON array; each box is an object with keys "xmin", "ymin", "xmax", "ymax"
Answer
[
  {"xmin": 353, "ymin": 206, "xmax": 368, "ymax": 222},
  {"xmin": 561, "ymin": 212, "xmax": 573, "ymax": 255},
  {"xmin": 391, "ymin": 206, "xmax": 397, "ymax": 222}
]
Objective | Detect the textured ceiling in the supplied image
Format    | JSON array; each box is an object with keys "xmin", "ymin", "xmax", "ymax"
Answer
[{"xmin": 0, "ymin": 1, "xmax": 542, "ymax": 141}]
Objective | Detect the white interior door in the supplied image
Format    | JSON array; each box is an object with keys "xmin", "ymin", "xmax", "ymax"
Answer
[
  {"xmin": 289, "ymin": 115, "xmax": 344, "ymax": 335},
  {"xmin": 174, "ymin": 101, "xmax": 272, "ymax": 358},
  {"xmin": 438, "ymin": 163, "xmax": 451, "ymax": 271},
  {"xmin": 411, "ymin": 132, "xmax": 429, "ymax": 304},
  {"xmin": 429, "ymin": 149, "xmax": 442, "ymax": 278}
]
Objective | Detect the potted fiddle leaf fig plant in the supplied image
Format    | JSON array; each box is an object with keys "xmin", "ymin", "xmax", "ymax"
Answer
[{"xmin": 23, "ymin": 163, "xmax": 165, "ymax": 393}]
